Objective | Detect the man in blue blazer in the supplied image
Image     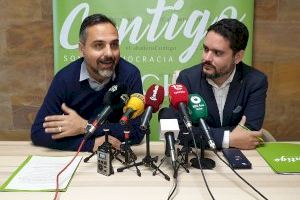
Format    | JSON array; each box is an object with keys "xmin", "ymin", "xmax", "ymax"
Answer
[{"xmin": 177, "ymin": 18, "xmax": 268, "ymax": 150}]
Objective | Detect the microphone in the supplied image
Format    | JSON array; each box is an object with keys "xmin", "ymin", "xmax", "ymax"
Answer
[
  {"xmin": 158, "ymin": 107, "xmax": 180, "ymax": 172},
  {"xmin": 84, "ymin": 84, "xmax": 128, "ymax": 140},
  {"xmin": 119, "ymin": 93, "xmax": 145, "ymax": 125},
  {"xmin": 188, "ymin": 94, "xmax": 216, "ymax": 150},
  {"xmin": 140, "ymin": 84, "xmax": 164, "ymax": 130},
  {"xmin": 168, "ymin": 84, "xmax": 193, "ymax": 132}
]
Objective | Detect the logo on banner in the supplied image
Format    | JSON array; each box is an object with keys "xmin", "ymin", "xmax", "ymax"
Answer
[{"xmin": 59, "ymin": 0, "xmax": 247, "ymax": 64}]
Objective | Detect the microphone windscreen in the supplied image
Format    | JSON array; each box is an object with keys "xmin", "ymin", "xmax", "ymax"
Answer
[
  {"xmin": 188, "ymin": 94, "xmax": 208, "ymax": 123},
  {"xmin": 144, "ymin": 84, "xmax": 164, "ymax": 113},
  {"xmin": 103, "ymin": 84, "xmax": 127, "ymax": 105},
  {"xmin": 168, "ymin": 84, "xmax": 189, "ymax": 110},
  {"xmin": 158, "ymin": 107, "xmax": 180, "ymax": 140},
  {"xmin": 123, "ymin": 93, "xmax": 145, "ymax": 118}
]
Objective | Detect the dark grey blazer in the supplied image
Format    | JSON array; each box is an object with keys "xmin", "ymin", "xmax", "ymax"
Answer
[{"xmin": 176, "ymin": 62, "xmax": 268, "ymax": 149}]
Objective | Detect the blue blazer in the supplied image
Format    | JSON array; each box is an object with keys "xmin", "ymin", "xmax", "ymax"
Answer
[{"xmin": 176, "ymin": 62, "xmax": 268, "ymax": 149}]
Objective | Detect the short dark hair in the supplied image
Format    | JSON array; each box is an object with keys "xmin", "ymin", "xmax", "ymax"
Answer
[
  {"xmin": 79, "ymin": 13, "xmax": 117, "ymax": 44},
  {"xmin": 207, "ymin": 18, "xmax": 249, "ymax": 54}
]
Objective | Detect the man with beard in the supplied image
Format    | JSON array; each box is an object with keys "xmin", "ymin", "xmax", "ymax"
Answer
[
  {"xmin": 31, "ymin": 14, "xmax": 144, "ymax": 152},
  {"xmin": 176, "ymin": 18, "xmax": 268, "ymax": 150}
]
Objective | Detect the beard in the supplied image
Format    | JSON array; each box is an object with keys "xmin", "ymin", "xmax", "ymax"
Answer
[
  {"xmin": 202, "ymin": 61, "xmax": 235, "ymax": 79},
  {"xmin": 97, "ymin": 68, "xmax": 114, "ymax": 78},
  {"xmin": 96, "ymin": 57, "xmax": 116, "ymax": 78}
]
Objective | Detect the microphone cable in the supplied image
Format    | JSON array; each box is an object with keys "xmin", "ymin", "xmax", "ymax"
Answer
[
  {"xmin": 83, "ymin": 150, "xmax": 96, "ymax": 163},
  {"xmin": 53, "ymin": 139, "xmax": 85, "ymax": 200},
  {"xmin": 190, "ymin": 129, "xmax": 215, "ymax": 200},
  {"xmin": 213, "ymin": 151, "xmax": 268, "ymax": 200},
  {"xmin": 167, "ymin": 177, "xmax": 178, "ymax": 200}
]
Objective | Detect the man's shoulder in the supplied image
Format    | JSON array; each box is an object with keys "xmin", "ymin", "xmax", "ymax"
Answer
[
  {"xmin": 117, "ymin": 57, "xmax": 140, "ymax": 74},
  {"xmin": 182, "ymin": 64, "xmax": 201, "ymax": 72},
  {"xmin": 54, "ymin": 58, "xmax": 82, "ymax": 81},
  {"xmin": 240, "ymin": 62, "xmax": 267, "ymax": 82},
  {"xmin": 179, "ymin": 64, "xmax": 202, "ymax": 77}
]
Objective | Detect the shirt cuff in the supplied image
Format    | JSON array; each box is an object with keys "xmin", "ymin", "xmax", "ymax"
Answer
[{"xmin": 222, "ymin": 130, "xmax": 230, "ymax": 148}]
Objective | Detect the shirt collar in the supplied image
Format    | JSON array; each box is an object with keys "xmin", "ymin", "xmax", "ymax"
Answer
[{"xmin": 79, "ymin": 61, "xmax": 89, "ymax": 82}]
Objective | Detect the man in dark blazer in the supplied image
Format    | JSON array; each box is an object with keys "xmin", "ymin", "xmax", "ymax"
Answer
[{"xmin": 177, "ymin": 18, "xmax": 268, "ymax": 150}]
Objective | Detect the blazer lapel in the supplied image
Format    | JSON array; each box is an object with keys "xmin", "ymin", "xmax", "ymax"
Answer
[
  {"xmin": 222, "ymin": 66, "xmax": 243, "ymax": 126},
  {"xmin": 200, "ymin": 76, "xmax": 221, "ymax": 127}
]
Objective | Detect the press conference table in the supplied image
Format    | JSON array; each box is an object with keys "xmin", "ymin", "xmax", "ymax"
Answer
[{"xmin": 0, "ymin": 141, "xmax": 299, "ymax": 200}]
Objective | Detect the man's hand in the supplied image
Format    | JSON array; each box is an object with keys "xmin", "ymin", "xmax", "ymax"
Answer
[
  {"xmin": 93, "ymin": 136, "xmax": 121, "ymax": 152},
  {"xmin": 229, "ymin": 116, "xmax": 263, "ymax": 149},
  {"xmin": 43, "ymin": 103, "xmax": 88, "ymax": 139}
]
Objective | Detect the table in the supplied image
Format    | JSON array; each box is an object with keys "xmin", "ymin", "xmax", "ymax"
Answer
[{"xmin": 0, "ymin": 141, "xmax": 299, "ymax": 200}]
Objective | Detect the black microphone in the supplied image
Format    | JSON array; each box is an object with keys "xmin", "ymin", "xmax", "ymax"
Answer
[
  {"xmin": 199, "ymin": 119, "xmax": 216, "ymax": 150},
  {"xmin": 165, "ymin": 132, "xmax": 176, "ymax": 167},
  {"xmin": 158, "ymin": 107, "xmax": 180, "ymax": 171},
  {"xmin": 84, "ymin": 84, "xmax": 128, "ymax": 140}
]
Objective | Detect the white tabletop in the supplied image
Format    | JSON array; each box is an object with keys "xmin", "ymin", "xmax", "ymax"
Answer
[{"xmin": 0, "ymin": 141, "xmax": 299, "ymax": 200}]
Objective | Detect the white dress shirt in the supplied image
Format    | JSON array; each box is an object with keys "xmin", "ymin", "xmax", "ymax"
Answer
[{"xmin": 206, "ymin": 67, "xmax": 236, "ymax": 148}]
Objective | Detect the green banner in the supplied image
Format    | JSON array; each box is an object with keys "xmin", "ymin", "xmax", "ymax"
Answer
[{"xmin": 53, "ymin": 0, "xmax": 254, "ymax": 140}]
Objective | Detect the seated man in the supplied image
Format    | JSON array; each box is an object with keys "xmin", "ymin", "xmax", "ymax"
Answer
[
  {"xmin": 177, "ymin": 18, "xmax": 267, "ymax": 150},
  {"xmin": 31, "ymin": 14, "xmax": 144, "ymax": 152}
]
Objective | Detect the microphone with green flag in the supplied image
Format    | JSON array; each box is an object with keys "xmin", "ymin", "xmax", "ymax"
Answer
[{"xmin": 188, "ymin": 94, "xmax": 216, "ymax": 150}]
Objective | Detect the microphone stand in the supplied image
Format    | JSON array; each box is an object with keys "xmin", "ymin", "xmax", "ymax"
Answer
[
  {"xmin": 135, "ymin": 126, "xmax": 170, "ymax": 181},
  {"xmin": 190, "ymin": 133, "xmax": 215, "ymax": 169},
  {"xmin": 154, "ymin": 137, "xmax": 189, "ymax": 179},
  {"xmin": 172, "ymin": 131, "xmax": 193, "ymax": 178},
  {"xmin": 116, "ymin": 125, "xmax": 141, "ymax": 177},
  {"xmin": 177, "ymin": 131, "xmax": 193, "ymax": 167}
]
